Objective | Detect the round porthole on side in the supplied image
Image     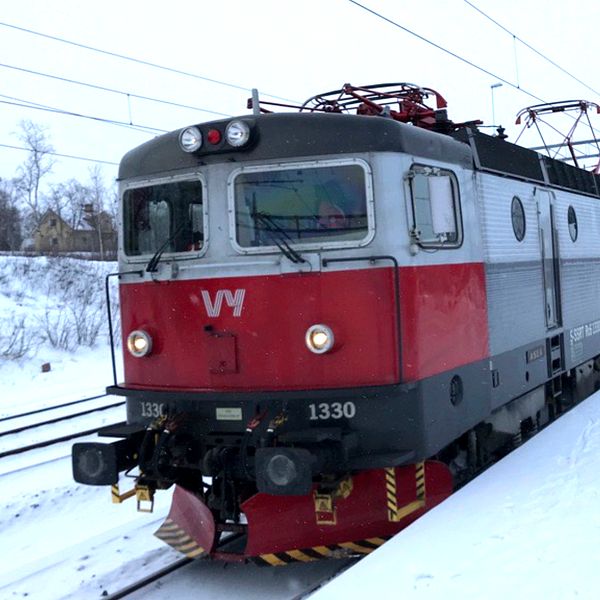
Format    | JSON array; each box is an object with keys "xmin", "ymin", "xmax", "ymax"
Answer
[
  {"xmin": 511, "ymin": 196, "xmax": 526, "ymax": 242},
  {"xmin": 568, "ymin": 205, "xmax": 578, "ymax": 242}
]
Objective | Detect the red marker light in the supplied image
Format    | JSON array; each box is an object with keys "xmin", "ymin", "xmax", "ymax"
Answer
[{"xmin": 207, "ymin": 129, "xmax": 222, "ymax": 145}]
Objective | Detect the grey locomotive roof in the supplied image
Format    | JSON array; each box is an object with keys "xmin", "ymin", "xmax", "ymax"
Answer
[
  {"xmin": 118, "ymin": 111, "xmax": 600, "ymax": 198},
  {"xmin": 452, "ymin": 128, "xmax": 600, "ymax": 198},
  {"xmin": 118, "ymin": 112, "xmax": 473, "ymax": 180}
]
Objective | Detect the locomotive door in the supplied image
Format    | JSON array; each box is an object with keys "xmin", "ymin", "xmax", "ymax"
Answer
[{"xmin": 536, "ymin": 188, "xmax": 561, "ymax": 329}]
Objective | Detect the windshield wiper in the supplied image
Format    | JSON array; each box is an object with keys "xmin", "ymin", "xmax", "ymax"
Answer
[
  {"xmin": 146, "ymin": 224, "xmax": 185, "ymax": 273},
  {"xmin": 253, "ymin": 212, "xmax": 307, "ymax": 264}
]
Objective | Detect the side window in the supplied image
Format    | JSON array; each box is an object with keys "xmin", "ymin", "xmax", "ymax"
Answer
[
  {"xmin": 511, "ymin": 196, "xmax": 526, "ymax": 242},
  {"xmin": 567, "ymin": 205, "xmax": 578, "ymax": 242},
  {"xmin": 407, "ymin": 166, "xmax": 462, "ymax": 248}
]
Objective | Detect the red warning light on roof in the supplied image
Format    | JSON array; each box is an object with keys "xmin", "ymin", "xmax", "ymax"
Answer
[{"xmin": 207, "ymin": 129, "xmax": 222, "ymax": 145}]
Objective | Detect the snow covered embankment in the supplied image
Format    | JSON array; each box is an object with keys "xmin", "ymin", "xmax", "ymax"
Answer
[{"xmin": 0, "ymin": 255, "xmax": 120, "ymax": 416}]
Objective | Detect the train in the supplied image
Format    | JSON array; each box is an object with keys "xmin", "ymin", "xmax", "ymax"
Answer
[{"xmin": 73, "ymin": 83, "xmax": 600, "ymax": 565}]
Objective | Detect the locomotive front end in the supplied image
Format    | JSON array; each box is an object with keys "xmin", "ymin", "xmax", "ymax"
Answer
[
  {"xmin": 72, "ymin": 94, "xmax": 472, "ymax": 561},
  {"xmin": 73, "ymin": 82, "xmax": 600, "ymax": 565}
]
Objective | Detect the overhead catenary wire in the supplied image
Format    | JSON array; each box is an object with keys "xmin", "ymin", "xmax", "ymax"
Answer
[
  {"xmin": 0, "ymin": 142, "xmax": 119, "ymax": 166},
  {"xmin": 0, "ymin": 93, "xmax": 168, "ymax": 134},
  {"xmin": 0, "ymin": 21, "xmax": 298, "ymax": 104},
  {"xmin": 2, "ymin": 7, "xmax": 596, "ymax": 172},
  {"xmin": 346, "ymin": 0, "xmax": 600, "ymax": 154},
  {"xmin": 0, "ymin": 61, "xmax": 232, "ymax": 119},
  {"xmin": 463, "ymin": 0, "xmax": 600, "ymax": 99},
  {"xmin": 345, "ymin": 0, "xmax": 547, "ymax": 105}
]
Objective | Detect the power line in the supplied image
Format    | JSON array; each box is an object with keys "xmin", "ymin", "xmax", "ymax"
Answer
[
  {"xmin": 345, "ymin": 0, "xmax": 600, "ymax": 145},
  {"xmin": 463, "ymin": 0, "xmax": 600, "ymax": 98},
  {"xmin": 0, "ymin": 20, "xmax": 297, "ymax": 104},
  {"xmin": 0, "ymin": 62, "xmax": 231, "ymax": 118},
  {"xmin": 0, "ymin": 142, "xmax": 119, "ymax": 166},
  {"xmin": 345, "ymin": 0, "xmax": 546, "ymax": 104},
  {"xmin": 0, "ymin": 93, "xmax": 167, "ymax": 134}
]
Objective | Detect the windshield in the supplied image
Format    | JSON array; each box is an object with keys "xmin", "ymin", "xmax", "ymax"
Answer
[
  {"xmin": 233, "ymin": 162, "xmax": 369, "ymax": 249},
  {"xmin": 123, "ymin": 179, "xmax": 204, "ymax": 256}
]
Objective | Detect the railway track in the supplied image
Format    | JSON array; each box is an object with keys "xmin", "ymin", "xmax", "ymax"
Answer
[
  {"xmin": 103, "ymin": 557, "xmax": 193, "ymax": 600},
  {"xmin": 104, "ymin": 533, "xmax": 245, "ymax": 599},
  {"xmin": 0, "ymin": 422, "xmax": 126, "ymax": 459},
  {"xmin": 289, "ymin": 560, "xmax": 358, "ymax": 600},
  {"xmin": 0, "ymin": 394, "xmax": 126, "ymax": 460},
  {"xmin": 103, "ymin": 532, "xmax": 355, "ymax": 600},
  {"xmin": 0, "ymin": 393, "xmax": 110, "ymax": 423},
  {"xmin": 0, "ymin": 394, "xmax": 124, "ymax": 434}
]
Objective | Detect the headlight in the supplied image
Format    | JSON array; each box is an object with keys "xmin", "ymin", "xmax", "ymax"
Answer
[
  {"xmin": 305, "ymin": 324, "xmax": 335, "ymax": 354},
  {"xmin": 127, "ymin": 330, "xmax": 153, "ymax": 357},
  {"xmin": 225, "ymin": 120, "xmax": 251, "ymax": 147},
  {"xmin": 179, "ymin": 126, "xmax": 203, "ymax": 152}
]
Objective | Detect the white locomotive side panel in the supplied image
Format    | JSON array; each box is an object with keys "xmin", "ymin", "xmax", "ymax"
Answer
[
  {"xmin": 552, "ymin": 189, "xmax": 600, "ymax": 365},
  {"xmin": 476, "ymin": 173, "xmax": 546, "ymax": 356},
  {"xmin": 476, "ymin": 169, "xmax": 600, "ymax": 365},
  {"xmin": 476, "ymin": 174, "xmax": 541, "ymax": 264},
  {"xmin": 485, "ymin": 263, "xmax": 546, "ymax": 356}
]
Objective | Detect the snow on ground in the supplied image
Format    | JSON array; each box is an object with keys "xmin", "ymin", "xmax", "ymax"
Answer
[
  {"xmin": 0, "ymin": 344, "xmax": 120, "ymax": 415},
  {"xmin": 0, "ymin": 256, "xmax": 180, "ymax": 599},
  {"xmin": 314, "ymin": 392, "xmax": 600, "ymax": 600},
  {"xmin": 0, "ymin": 347, "xmax": 181, "ymax": 600},
  {"xmin": 2, "ymin": 471, "xmax": 175, "ymax": 599},
  {"xmin": 0, "ymin": 361, "xmax": 184, "ymax": 599},
  {"xmin": 0, "ymin": 255, "xmax": 120, "ymax": 416}
]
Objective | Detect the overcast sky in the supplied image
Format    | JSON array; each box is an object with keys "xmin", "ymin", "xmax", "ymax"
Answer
[{"xmin": 1, "ymin": 0, "xmax": 599, "ymax": 189}]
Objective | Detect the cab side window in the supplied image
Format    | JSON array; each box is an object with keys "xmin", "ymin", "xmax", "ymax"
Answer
[{"xmin": 406, "ymin": 165, "xmax": 462, "ymax": 248}]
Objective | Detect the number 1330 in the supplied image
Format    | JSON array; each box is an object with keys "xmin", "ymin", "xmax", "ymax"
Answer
[{"xmin": 309, "ymin": 401, "xmax": 356, "ymax": 421}]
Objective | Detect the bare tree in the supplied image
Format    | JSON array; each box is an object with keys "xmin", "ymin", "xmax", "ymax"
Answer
[
  {"xmin": 0, "ymin": 179, "xmax": 22, "ymax": 251},
  {"xmin": 47, "ymin": 179, "xmax": 90, "ymax": 229},
  {"xmin": 86, "ymin": 166, "xmax": 115, "ymax": 258},
  {"xmin": 13, "ymin": 120, "xmax": 55, "ymax": 236}
]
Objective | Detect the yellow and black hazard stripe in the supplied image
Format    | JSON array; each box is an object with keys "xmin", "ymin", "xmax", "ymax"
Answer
[
  {"xmin": 415, "ymin": 461, "xmax": 426, "ymax": 501},
  {"xmin": 252, "ymin": 537, "xmax": 390, "ymax": 566},
  {"xmin": 384, "ymin": 467, "xmax": 399, "ymax": 521},
  {"xmin": 154, "ymin": 518, "xmax": 206, "ymax": 559},
  {"xmin": 386, "ymin": 462, "xmax": 426, "ymax": 522}
]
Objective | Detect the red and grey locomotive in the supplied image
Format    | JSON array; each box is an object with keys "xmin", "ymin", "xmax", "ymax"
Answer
[{"xmin": 73, "ymin": 84, "xmax": 600, "ymax": 564}]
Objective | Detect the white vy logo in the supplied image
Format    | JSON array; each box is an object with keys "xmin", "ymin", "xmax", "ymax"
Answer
[{"xmin": 201, "ymin": 289, "xmax": 246, "ymax": 318}]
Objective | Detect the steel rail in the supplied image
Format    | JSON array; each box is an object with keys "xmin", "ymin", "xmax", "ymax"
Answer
[
  {"xmin": 0, "ymin": 401, "xmax": 125, "ymax": 437},
  {"xmin": 0, "ymin": 422, "xmax": 126, "ymax": 459},
  {"xmin": 0, "ymin": 393, "xmax": 109, "ymax": 423},
  {"xmin": 289, "ymin": 560, "xmax": 357, "ymax": 600},
  {"xmin": 0, "ymin": 453, "xmax": 71, "ymax": 478},
  {"xmin": 103, "ymin": 533, "xmax": 246, "ymax": 599},
  {"xmin": 103, "ymin": 557, "xmax": 193, "ymax": 600}
]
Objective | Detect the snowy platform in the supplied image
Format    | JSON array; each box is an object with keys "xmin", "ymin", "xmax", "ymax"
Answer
[{"xmin": 314, "ymin": 392, "xmax": 600, "ymax": 599}]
